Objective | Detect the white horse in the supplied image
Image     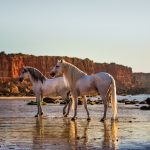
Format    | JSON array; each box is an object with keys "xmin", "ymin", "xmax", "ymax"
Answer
[
  {"xmin": 19, "ymin": 66, "xmax": 71, "ymax": 117},
  {"xmin": 50, "ymin": 60, "xmax": 118, "ymax": 121}
]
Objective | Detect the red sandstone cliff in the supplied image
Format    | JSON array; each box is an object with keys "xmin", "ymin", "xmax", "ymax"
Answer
[
  {"xmin": 0, "ymin": 52, "xmax": 148, "ymax": 95},
  {"xmin": 133, "ymin": 73, "xmax": 150, "ymax": 93}
]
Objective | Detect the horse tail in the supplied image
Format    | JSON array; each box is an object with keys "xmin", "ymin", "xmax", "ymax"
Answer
[{"xmin": 110, "ymin": 77, "xmax": 118, "ymax": 120}]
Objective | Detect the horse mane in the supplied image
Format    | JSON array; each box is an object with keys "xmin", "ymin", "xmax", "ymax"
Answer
[
  {"xmin": 24, "ymin": 66, "xmax": 47, "ymax": 83},
  {"xmin": 62, "ymin": 61, "xmax": 87, "ymax": 89}
]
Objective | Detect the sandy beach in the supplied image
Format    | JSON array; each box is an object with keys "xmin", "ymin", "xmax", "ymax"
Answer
[{"xmin": 0, "ymin": 97, "xmax": 150, "ymax": 150}]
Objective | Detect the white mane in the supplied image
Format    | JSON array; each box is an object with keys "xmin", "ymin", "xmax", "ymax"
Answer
[{"xmin": 61, "ymin": 61, "xmax": 87, "ymax": 90}]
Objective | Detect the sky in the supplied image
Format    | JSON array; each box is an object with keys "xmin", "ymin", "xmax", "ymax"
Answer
[{"xmin": 0, "ymin": 0, "xmax": 150, "ymax": 73}]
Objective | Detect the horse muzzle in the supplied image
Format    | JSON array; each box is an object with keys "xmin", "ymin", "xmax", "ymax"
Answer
[
  {"xmin": 19, "ymin": 77, "xmax": 23, "ymax": 82},
  {"xmin": 50, "ymin": 72, "xmax": 56, "ymax": 77}
]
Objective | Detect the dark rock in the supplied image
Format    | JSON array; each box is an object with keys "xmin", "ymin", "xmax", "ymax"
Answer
[
  {"xmin": 26, "ymin": 90, "xmax": 34, "ymax": 96},
  {"xmin": 118, "ymin": 99, "xmax": 127, "ymax": 103},
  {"xmin": 60, "ymin": 100, "xmax": 66, "ymax": 105},
  {"xmin": 87, "ymin": 99, "xmax": 96, "ymax": 105},
  {"xmin": 125, "ymin": 100, "xmax": 139, "ymax": 105},
  {"xmin": 140, "ymin": 106, "xmax": 150, "ymax": 110},
  {"xmin": 145, "ymin": 98, "xmax": 150, "ymax": 105},
  {"xmin": 54, "ymin": 100, "xmax": 60, "ymax": 104},
  {"xmin": 27, "ymin": 100, "xmax": 47, "ymax": 105},
  {"xmin": 43, "ymin": 97, "xmax": 55, "ymax": 103},
  {"xmin": 78, "ymin": 98, "xmax": 83, "ymax": 105},
  {"xmin": 139, "ymin": 101, "xmax": 147, "ymax": 104},
  {"xmin": 94, "ymin": 100, "xmax": 102, "ymax": 104}
]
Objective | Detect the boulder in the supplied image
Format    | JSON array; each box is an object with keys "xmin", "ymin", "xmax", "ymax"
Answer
[
  {"xmin": 87, "ymin": 99, "xmax": 96, "ymax": 105},
  {"xmin": 43, "ymin": 97, "xmax": 55, "ymax": 103},
  {"xmin": 11, "ymin": 85, "xmax": 19, "ymax": 94},
  {"xmin": 78, "ymin": 98, "xmax": 84, "ymax": 105},
  {"xmin": 125, "ymin": 100, "xmax": 139, "ymax": 105},
  {"xmin": 139, "ymin": 101, "xmax": 147, "ymax": 104},
  {"xmin": 27, "ymin": 100, "xmax": 47, "ymax": 105},
  {"xmin": 60, "ymin": 100, "xmax": 66, "ymax": 105},
  {"xmin": 140, "ymin": 106, "xmax": 150, "ymax": 110},
  {"xmin": 145, "ymin": 98, "xmax": 150, "ymax": 105}
]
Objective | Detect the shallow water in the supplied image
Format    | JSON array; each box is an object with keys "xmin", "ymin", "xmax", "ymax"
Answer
[
  {"xmin": 117, "ymin": 94, "xmax": 150, "ymax": 101},
  {"xmin": 0, "ymin": 98, "xmax": 150, "ymax": 150}
]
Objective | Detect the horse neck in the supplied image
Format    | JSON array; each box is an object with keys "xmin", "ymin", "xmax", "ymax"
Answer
[
  {"xmin": 63, "ymin": 66, "xmax": 86, "ymax": 90},
  {"xmin": 28, "ymin": 74, "xmax": 36, "ymax": 85},
  {"xmin": 28, "ymin": 74, "xmax": 43, "ymax": 86}
]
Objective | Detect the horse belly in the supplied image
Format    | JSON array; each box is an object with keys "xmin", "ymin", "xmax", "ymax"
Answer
[
  {"xmin": 78, "ymin": 83, "xmax": 98, "ymax": 96},
  {"xmin": 42, "ymin": 84, "xmax": 57, "ymax": 97}
]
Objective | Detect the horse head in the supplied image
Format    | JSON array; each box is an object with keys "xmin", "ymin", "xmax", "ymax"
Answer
[
  {"xmin": 19, "ymin": 67, "xmax": 30, "ymax": 82},
  {"xmin": 19, "ymin": 66, "xmax": 46, "ymax": 83},
  {"xmin": 50, "ymin": 59, "xmax": 65, "ymax": 77}
]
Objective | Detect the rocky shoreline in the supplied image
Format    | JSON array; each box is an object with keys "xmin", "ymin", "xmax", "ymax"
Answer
[{"xmin": 24, "ymin": 96, "xmax": 150, "ymax": 110}]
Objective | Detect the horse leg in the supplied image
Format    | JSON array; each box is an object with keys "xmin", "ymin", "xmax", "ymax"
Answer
[
  {"xmin": 64, "ymin": 98, "xmax": 72, "ymax": 117},
  {"xmin": 62, "ymin": 91, "xmax": 70, "ymax": 115},
  {"xmin": 63, "ymin": 102, "xmax": 67, "ymax": 115},
  {"xmin": 35, "ymin": 94, "xmax": 41, "ymax": 117},
  {"xmin": 71, "ymin": 95, "xmax": 78, "ymax": 121},
  {"xmin": 101, "ymin": 95, "xmax": 108, "ymax": 122},
  {"xmin": 40, "ymin": 93, "xmax": 44, "ymax": 116},
  {"xmin": 83, "ymin": 96, "xmax": 91, "ymax": 121},
  {"xmin": 63, "ymin": 97, "xmax": 70, "ymax": 117}
]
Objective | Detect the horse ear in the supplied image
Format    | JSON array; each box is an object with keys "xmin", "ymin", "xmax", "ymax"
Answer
[
  {"xmin": 23, "ymin": 67, "xmax": 28, "ymax": 72},
  {"xmin": 58, "ymin": 59, "xmax": 64, "ymax": 63}
]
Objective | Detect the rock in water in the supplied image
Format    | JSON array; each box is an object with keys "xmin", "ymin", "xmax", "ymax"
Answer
[
  {"xmin": 27, "ymin": 101, "xmax": 47, "ymax": 105},
  {"xmin": 145, "ymin": 98, "xmax": 150, "ymax": 105},
  {"xmin": 140, "ymin": 106, "xmax": 150, "ymax": 110},
  {"xmin": 43, "ymin": 97, "xmax": 55, "ymax": 103}
]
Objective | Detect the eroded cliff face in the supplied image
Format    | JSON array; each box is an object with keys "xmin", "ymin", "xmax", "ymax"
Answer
[
  {"xmin": 133, "ymin": 73, "xmax": 150, "ymax": 93},
  {"xmin": 0, "ymin": 53, "xmax": 148, "ymax": 95},
  {"xmin": 4, "ymin": 54, "xmax": 150, "ymax": 95}
]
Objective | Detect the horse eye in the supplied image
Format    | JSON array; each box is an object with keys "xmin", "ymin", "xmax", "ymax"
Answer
[
  {"xmin": 56, "ymin": 65, "xmax": 59, "ymax": 68},
  {"xmin": 22, "ymin": 69, "xmax": 27, "ymax": 73}
]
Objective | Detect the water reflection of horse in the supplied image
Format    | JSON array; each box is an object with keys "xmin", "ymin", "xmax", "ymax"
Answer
[
  {"xmin": 102, "ymin": 121, "xmax": 118, "ymax": 150},
  {"xmin": 32, "ymin": 118, "xmax": 90, "ymax": 149},
  {"xmin": 50, "ymin": 59, "xmax": 118, "ymax": 121},
  {"xmin": 32, "ymin": 118, "xmax": 118, "ymax": 149},
  {"xmin": 63, "ymin": 119, "xmax": 90, "ymax": 150},
  {"xmin": 19, "ymin": 66, "xmax": 71, "ymax": 117}
]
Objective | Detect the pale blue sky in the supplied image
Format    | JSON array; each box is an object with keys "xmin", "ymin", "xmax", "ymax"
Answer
[{"xmin": 0, "ymin": 0, "xmax": 150, "ymax": 72}]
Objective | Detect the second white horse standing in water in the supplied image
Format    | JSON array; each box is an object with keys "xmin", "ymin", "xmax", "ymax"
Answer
[
  {"xmin": 19, "ymin": 66, "xmax": 71, "ymax": 117},
  {"xmin": 50, "ymin": 60, "xmax": 118, "ymax": 121}
]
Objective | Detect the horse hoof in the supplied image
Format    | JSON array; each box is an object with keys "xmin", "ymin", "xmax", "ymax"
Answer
[
  {"xmin": 63, "ymin": 112, "xmax": 66, "ymax": 115},
  {"xmin": 100, "ymin": 118, "xmax": 106, "ymax": 122},
  {"xmin": 71, "ymin": 117, "xmax": 77, "ymax": 121},
  {"xmin": 87, "ymin": 117, "xmax": 91, "ymax": 121},
  {"xmin": 63, "ymin": 114, "xmax": 68, "ymax": 117},
  {"xmin": 41, "ymin": 112, "xmax": 44, "ymax": 116},
  {"xmin": 35, "ymin": 114, "xmax": 38, "ymax": 117}
]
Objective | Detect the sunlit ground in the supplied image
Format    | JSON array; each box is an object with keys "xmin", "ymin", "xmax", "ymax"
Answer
[{"xmin": 0, "ymin": 98, "xmax": 150, "ymax": 150}]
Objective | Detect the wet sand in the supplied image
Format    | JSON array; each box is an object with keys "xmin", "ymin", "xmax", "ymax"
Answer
[{"xmin": 0, "ymin": 98, "xmax": 150, "ymax": 150}]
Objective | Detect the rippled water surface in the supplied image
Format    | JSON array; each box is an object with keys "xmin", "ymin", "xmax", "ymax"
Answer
[{"xmin": 0, "ymin": 98, "xmax": 150, "ymax": 150}]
